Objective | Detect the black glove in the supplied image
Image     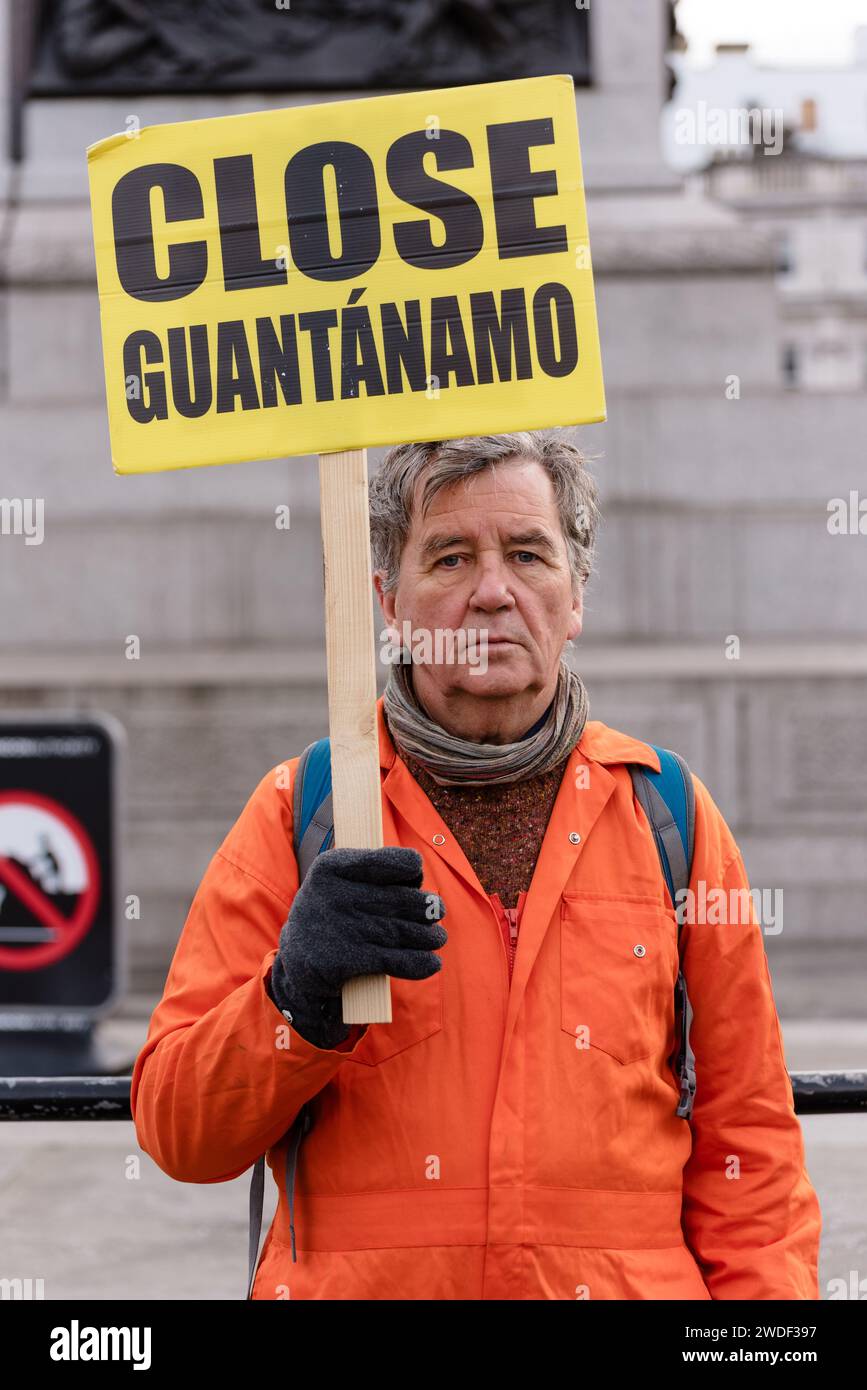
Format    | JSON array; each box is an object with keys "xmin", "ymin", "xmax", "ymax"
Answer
[{"xmin": 268, "ymin": 845, "xmax": 447, "ymax": 1050}]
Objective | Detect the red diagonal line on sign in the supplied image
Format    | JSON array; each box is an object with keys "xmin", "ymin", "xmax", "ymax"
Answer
[{"xmin": 0, "ymin": 856, "xmax": 71, "ymax": 935}]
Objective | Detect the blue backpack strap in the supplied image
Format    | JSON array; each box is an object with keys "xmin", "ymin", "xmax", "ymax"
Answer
[
  {"xmin": 247, "ymin": 739, "xmax": 334, "ymax": 1298},
  {"xmin": 628, "ymin": 746, "xmax": 697, "ymax": 1122},
  {"xmin": 629, "ymin": 746, "xmax": 694, "ymax": 907},
  {"xmin": 294, "ymin": 738, "xmax": 334, "ymax": 879}
]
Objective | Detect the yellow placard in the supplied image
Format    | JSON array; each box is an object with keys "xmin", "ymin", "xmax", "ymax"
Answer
[{"xmin": 87, "ymin": 75, "xmax": 605, "ymax": 475}]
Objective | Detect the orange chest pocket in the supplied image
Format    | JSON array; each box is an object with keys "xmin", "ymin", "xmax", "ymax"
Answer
[{"xmin": 560, "ymin": 893, "xmax": 678, "ymax": 1065}]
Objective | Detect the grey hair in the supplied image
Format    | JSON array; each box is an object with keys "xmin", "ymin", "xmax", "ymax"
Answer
[{"xmin": 369, "ymin": 430, "xmax": 600, "ymax": 595}]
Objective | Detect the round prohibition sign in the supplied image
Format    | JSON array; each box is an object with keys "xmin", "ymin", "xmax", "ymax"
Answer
[{"xmin": 0, "ymin": 791, "xmax": 101, "ymax": 971}]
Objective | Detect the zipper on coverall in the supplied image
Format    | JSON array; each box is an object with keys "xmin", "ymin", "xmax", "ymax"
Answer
[{"xmin": 489, "ymin": 891, "xmax": 524, "ymax": 983}]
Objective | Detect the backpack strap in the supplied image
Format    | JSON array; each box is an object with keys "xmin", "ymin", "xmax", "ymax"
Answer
[
  {"xmin": 246, "ymin": 739, "xmax": 333, "ymax": 1298},
  {"xmin": 628, "ymin": 746, "xmax": 697, "ymax": 1122},
  {"xmin": 246, "ymin": 1155, "xmax": 266, "ymax": 1299},
  {"xmin": 293, "ymin": 738, "xmax": 334, "ymax": 879},
  {"xmin": 628, "ymin": 746, "xmax": 694, "ymax": 906},
  {"xmin": 246, "ymin": 1104, "xmax": 313, "ymax": 1299}
]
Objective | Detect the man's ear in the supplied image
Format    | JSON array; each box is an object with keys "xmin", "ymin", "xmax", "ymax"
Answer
[
  {"xmin": 566, "ymin": 582, "xmax": 584, "ymax": 642},
  {"xmin": 373, "ymin": 570, "xmax": 396, "ymax": 625}
]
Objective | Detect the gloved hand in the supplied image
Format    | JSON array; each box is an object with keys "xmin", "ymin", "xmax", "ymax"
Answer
[{"xmin": 268, "ymin": 845, "xmax": 447, "ymax": 1050}]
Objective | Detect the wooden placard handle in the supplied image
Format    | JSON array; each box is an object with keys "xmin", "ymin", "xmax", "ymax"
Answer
[{"xmin": 318, "ymin": 448, "xmax": 392, "ymax": 1025}]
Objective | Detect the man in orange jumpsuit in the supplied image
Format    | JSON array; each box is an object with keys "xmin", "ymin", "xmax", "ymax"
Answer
[{"xmin": 132, "ymin": 430, "xmax": 821, "ymax": 1299}]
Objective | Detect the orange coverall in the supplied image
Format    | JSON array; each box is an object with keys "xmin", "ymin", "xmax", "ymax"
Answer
[{"xmin": 131, "ymin": 698, "xmax": 822, "ymax": 1299}]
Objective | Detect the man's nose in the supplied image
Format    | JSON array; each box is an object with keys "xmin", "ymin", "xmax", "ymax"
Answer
[{"xmin": 468, "ymin": 558, "xmax": 516, "ymax": 611}]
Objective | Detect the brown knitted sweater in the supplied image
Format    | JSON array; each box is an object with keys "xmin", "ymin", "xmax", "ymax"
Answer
[{"xmin": 399, "ymin": 750, "xmax": 571, "ymax": 908}]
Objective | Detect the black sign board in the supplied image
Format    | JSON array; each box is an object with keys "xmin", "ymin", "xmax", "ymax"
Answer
[{"xmin": 0, "ymin": 716, "xmax": 121, "ymax": 1020}]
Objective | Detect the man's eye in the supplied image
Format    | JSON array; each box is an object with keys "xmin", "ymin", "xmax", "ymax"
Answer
[
  {"xmin": 514, "ymin": 551, "xmax": 539, "ymax": 563},
  {"xmin": 435, "ymin": 555, "xmax": 462, "ymax": 568}
]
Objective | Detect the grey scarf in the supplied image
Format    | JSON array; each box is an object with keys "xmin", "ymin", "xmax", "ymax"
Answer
[{"xmin": 383, "ymin": 655, "xmax": 589, "ymax": 787}]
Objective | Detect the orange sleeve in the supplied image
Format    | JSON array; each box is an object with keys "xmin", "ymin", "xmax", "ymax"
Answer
[
  {"xmin": 130, "ymin": 760, "xmax": 368, "ymax": 1183},
  {"xmin": 678, "ymin": 774, "xmax": 822, "ymax": 1299}
]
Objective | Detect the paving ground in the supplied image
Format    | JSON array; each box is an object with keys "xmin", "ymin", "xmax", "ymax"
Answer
[{"xmin": 0, "ymin": 1004, "xmax": 864, "ymax": 1301}]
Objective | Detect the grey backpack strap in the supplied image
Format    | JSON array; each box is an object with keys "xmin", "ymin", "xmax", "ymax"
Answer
[
  {"xmin": 245, "ymin": 1105, "xmax": 313, "ymax": 1299},
  {"xmin": 297, "ymin": 792, "xmax": 334, "ymax": 882},
  {"xmin": 674, "ymin": 974, "xmax": 697, "ymax": 1120},
  {"xmin": 284, "ymin": 1104, "xmax": 313, "ymax": 1262},
  {"xmin": 246, "ymin": 1156, "xmax": 266, "ymax": 1300}
]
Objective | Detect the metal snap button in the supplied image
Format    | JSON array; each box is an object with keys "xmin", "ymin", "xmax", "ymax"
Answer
[
  {"xmin": 569, "ymin": 832, "xmax": 581, "ymax": 844},
  {"xmin": 432, "ymin": 833, "xmax": 446, "ymax": 845},
  {"xmin": 633, "ymin": 944, "xmax": 646, "ymax": 958}
]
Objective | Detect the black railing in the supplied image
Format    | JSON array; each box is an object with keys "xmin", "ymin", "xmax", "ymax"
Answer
[
  {"xmin": 0, "ymin": 1076, "xmax": 132, "ymax": 1121},
  {"xmin": 0, "ymin": 1072, "xmax": 865, "ymax": 1121}
]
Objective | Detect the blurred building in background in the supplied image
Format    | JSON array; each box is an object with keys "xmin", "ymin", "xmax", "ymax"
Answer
[
  {"xmin": 668, "ymin": 30, "xmax": 867, "ymax": 390},
  {"xmin": 0, "ymin": 0, "xmax": 864, "ymax": 1013}
]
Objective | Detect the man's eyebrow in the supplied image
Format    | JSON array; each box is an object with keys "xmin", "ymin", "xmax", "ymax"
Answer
[
  {"xmin": 506, "ymin": 529, "xmax": 558, "ymax": 553},
  {"xmin": 420, "ymin": 533, "xmax": 469, "ymax": 560},
  {"xmin": 419, "ymin": 528, "xmax": 558, "ymax": 560}
]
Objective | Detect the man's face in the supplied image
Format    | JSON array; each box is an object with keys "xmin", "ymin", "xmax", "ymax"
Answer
[{"xmin": 374, "ymin": 455, "xmax": 583, "ymax": 711}]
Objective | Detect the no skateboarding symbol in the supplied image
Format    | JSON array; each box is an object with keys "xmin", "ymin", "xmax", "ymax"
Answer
[{"xmin": 0, "ymin": 792, "xmax": 101, "ymax": 971}]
